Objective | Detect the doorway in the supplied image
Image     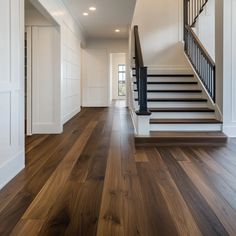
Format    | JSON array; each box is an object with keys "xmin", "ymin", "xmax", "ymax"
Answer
[
  {"xmin": 25, "ymin": 1, "xmax": 61, "ymax": 135},
  {"xmin": 110, "ymin": 53, "xmax": 127, "ymax": 103}
]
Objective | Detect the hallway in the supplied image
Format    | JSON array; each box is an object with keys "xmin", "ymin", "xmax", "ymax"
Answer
[{"xmin": 0, "ymin": 103, "xmax": 236, "ymax": 235}]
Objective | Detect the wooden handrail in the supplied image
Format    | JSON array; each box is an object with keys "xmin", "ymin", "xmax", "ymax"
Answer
[{"xmin": 134, "ymin": 25, "xmax": 144, "ymax": 68}]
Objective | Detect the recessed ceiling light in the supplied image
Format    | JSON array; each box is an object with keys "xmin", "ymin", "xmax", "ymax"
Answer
[
  {"xmin": 115, "ymin": 29, "xmax": 120, "ymax": 32},
  {"xmin": 83, "ymin": 12, "xmax": 89, "ymax": 16},
  {"xmin": 89, "ymin": 7, "xmax": 96, "ymax": 11}
]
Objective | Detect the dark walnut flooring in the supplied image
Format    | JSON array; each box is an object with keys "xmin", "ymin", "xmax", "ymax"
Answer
[{"xmin": 1, "ymin": 103, "xmax": 236, "ymax": 235}]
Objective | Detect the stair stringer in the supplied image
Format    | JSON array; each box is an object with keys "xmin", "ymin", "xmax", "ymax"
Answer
[{"xmin": 184, "ymin": 53, "xmax": 223, "ymax": 122}]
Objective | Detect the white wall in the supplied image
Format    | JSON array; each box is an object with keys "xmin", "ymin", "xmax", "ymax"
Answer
[
  {"xmin": 30, "ymin": 0, "xmax": 85, "ymax": 124},
  {"xmin": 31, "ymin": 27, "xmax": 61, "ymax": 133},
  {"xmin": 0, "ymin": 0, "xmax": 25, "ymax": 189},
  {"xmin": 82, "ymin": 39, "xmax": 128, "ymax": 106},
  {"xmin": 26, "ymin": 2, "xmax": 61, "ymax": 134},
  {"xmin": 111, "ymin": 53, "xmax": 126, "ymax": 100},
  {"xmin": 131, "ymin": 0, "xmax": 190, "ymax": 71},
  {"xmin": 194, "ymin": 0, "xmax": 215, "ymax": 60},
  {"xmin": 223, "ymin": 0, "xmax": 236, "ymax": 136}
]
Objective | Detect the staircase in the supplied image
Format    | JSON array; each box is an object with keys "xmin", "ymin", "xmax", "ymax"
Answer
[
  {"xmin": 131, "ymin": 70, "xmax": 226, "ymax": 146},
  {"xmin": 130, "ymin": 1, "xmax": 227, "ymax": 146}
]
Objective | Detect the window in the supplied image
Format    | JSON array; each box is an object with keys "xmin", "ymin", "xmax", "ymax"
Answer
[{"xmin": 118, "ymin": 64, "xmax": 126, "ymax": 96}]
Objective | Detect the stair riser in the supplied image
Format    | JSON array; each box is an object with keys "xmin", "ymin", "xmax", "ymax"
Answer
[
  {"xmin": 133, "ymin": 84, "xmax": 199, "ymax": 90},
  {"xmin": 134, "ymin": 92, "xmax": 202, "ymax": 99},
  {"xmin": 150, "ymin": 112, "xmax": 216, "ymax": 119},
  {"xmin": 150, "ymin": 124, "xmax": 222, "ymax": 132},
  {"xmin": 134, "ymin": 101, "xmax": 208, "ymax": 108}
]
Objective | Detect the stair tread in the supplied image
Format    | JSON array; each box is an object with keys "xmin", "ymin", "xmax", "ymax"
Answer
[
  {"xmin": 134, "ymin": 81, "xmax": 197, "ymax": 84},
  {"xmin": 135, "ymin": 131, "xmax": 227, "ymax": 146},
  {"xmin": 134, "ymin": 89, "xmax": 202, "ymax": 93},
  {"xmin": 135, "ymin": 98, "xmax": 208, "ymax": 102},
  {"xmin": 149, "ymin": 107, "xmax": 215, "ymax": 112},
  {"xmin": 133, "ymin": 74, "xmax": 195, "ymax": 78},
  {"xmin": 138, "ymin": 131, "xmax": 227, "ymax": 138},
  {"xmin": 150, "ymin": 118, "xmax": 222, "ymax": 124},
  {"xmin": 147, "ymin": 74, "xmax": 194, "ymax": 77}
]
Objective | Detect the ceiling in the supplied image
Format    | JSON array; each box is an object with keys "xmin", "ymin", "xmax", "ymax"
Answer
[{"xmin": 62, "ymin": 0, "xmax": 136, "ymax": 39}]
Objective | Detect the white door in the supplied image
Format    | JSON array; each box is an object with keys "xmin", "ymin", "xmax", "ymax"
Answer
[
  {"xmin": 0, "ymin": 0, "xmax": 25, "ymax": 189},
  {"xmin": 31, "ymin": 26, "xmax": 61, "ymax": 134}
]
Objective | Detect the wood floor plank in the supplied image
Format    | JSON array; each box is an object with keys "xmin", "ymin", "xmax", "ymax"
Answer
[
  {"xmin": 146, "ymin": 147, "xmax": 202, "ymax": 236},
  {"xmin": 192, "ymin": 148, "xmax": 236, "ymax": 192},
  {"xmin": 185, "ymin": 148, "xmax": 236, "ymax": 211},
  {"xmin": 134, "ymin": 147, "xmax": 149, "ymax": 162},
  {"xmin": 136, "ymin": 161, "xmax": 179, "ymax": 236},
  {"xmin": 0, "ymin": 104, "xmax": 236, "ymax": 236},
  {"xmin": 119, "ymin": 110, "xmax": 151, "ymax": 236},
  {"xmin": 96, "ymin": 117, "xmax": 125, "ymax": 235},
  {"xmin": 158, "ymin": 147, "xmax": 229, "ymax": 236},
  {"xmin": 10, "ymin": 220, "xmax": 44, "ymax": 236},
  {"xmin": 0, "ymin": 109, "xmax": 95, "ymax": 214},
  {"xmin": 0, "ymin": 110, "xmax": 99, "ymax": 236},
  {"xmin": 22, "ymin": 121, "xmax": 97, "ymax": 219},
  {"xmin": 25, "ymin": 135, "xmax": 49, "ymax": 154},
  {"xmin": 180, "ymin": 160, "xmax": 236, "ymax": 235}
]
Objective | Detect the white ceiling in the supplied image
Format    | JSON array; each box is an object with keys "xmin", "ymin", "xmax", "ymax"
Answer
[{"xmin": 62, "ymin": 0, "xmax": 136, "ymax": 39}]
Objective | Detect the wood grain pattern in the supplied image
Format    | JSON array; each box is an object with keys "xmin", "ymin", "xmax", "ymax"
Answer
[{"xmin": 0, "ymin": 103, "xmax": 236, "ymax": 235}]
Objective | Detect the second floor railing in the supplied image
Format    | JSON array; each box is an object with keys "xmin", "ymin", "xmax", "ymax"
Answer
[{"xmin": 184, "ymin": 0, "xmax": 216, "ymax": 102}]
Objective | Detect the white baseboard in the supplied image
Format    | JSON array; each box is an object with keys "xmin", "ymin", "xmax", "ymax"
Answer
[
  {"xmin": 33, "ymin": 123, "xmax": 63, "ymax": 134},
  {"xmin": 223, "ymin": 124, "xmax": 236, "ymax": 137},
  {"xmin": 82, "ymin": 103, "xmax": 108, "ymax": 108},
  {"xmin": 63, "ymin": 107, "xmax": 81, "ymax": 125},
  {"xmin": 0, "ymin": 150, "xmax": 25, "ymax": 190}
]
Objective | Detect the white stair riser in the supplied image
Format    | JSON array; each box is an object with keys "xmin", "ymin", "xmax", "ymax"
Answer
[
  {"xmin": 150, "ymin": 112, "xmax": 215, "ymax": 119},
  {"xmin": 134, "ymin": 101, "xmax": 208, "ymax": 108},
  {"xmin": 133, "ymin": 84, "xmax": 199, "ymax": 90},
  {"xmin": 134, "ymin": 92, "xmax": 202, "ymax": 99},
  {"xmin": 132, "ymin": 77, "xmax": 196, "ymax": 83},
  {"xmin": 150, "ymin": 123, "xmax": 222, "ymax": 132}
]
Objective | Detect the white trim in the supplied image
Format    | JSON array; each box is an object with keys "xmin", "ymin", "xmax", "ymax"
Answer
[
  {"xmin": 129, "ymin": 108, "xmax": 138, "ymax": 134},
  {"xmin": 223, "ymin": 124, "xmax": 236, "ymax": 137},
  {"xmin": 26, "ymin": 26, "xmax": 32, "ymax": 135},
  {"xmin": 0, "ymin": 150, "xmax": 25, "ymax": 190},
  {"xmin": 63, "ymin": 107, "xmax": 81, "ymax": 124}
]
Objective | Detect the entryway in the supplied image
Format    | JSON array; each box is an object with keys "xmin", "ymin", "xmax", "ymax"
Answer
[
  {"xmin": 25, "ymin": 0, "xmax": 61, "ymax": 135},
  {"xmin": 110, "ymin": 53, "xmax": 127, "ymax": 104}
]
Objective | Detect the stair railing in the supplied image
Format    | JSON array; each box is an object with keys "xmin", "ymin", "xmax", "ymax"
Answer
[
  {"xmin": 184, "ymin": 0, "xmax": 216, "ymax": 102},
  {"xmin": 186, "ymin": 0, "xmax": 209, "ymax": 27},
  {"xmin": 134, "ymin": 25, "xmax": 150, "ymax": 115}
]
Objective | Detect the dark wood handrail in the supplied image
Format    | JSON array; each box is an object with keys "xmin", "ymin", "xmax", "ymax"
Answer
[
  {"xmin": 134, "ymin": 25, "xmax": 144, "ymax": 68},
  {"xmin": 185, "ymin": 25, "xmax": 215, "ymax": 67}
]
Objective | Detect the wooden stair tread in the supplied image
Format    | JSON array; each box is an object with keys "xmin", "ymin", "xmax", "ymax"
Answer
[
  {"xmin": 148, "ymin": 131, "xmax": 227, "ymax": 138},
  {"xmin": 135, "ymin": 98, "xmax": 208, "ymax": 102},
  {"xmin": 135, "ymin": 131, "xmax": 228, "ymax": 146},
  {"xmin": 134, "ymin": 89, "xmax": 202, "ymax": 93},
  {"xmin": 149, "ymin": 108, "xmax": 215, "ymax": 112},
  {"xmin": 133, "ymin": 74, "xmax": 195, "ymax": 78},
  {"xmin": 147, "ymin": 74, "xmax": 194, "ymax": 77},
  {"xmin": 150, "ymin": 119, "xmax": 222, "ymax": 124},
  {"xmin": 134, "ymin": 81, "xmax": 198, "ymax": 85}
]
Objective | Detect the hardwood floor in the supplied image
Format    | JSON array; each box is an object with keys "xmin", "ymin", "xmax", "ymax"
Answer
[{"xmin": 0, "ymin": 103, "xmax": 236, "ymax": 235}]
